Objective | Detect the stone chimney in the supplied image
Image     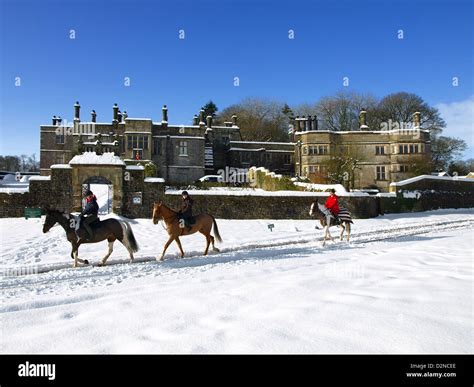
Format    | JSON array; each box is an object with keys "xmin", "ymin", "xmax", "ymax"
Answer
[
  {"xmin": 162, "ymin": 105, "xmax": 168, "ymax": 122},
  {"xmin": 359, "ymin": 110, "xmax": 369, "ymax": 130},
  {"xmin": 413, "ymin": 111, "xmax": 421, "ymax": 128},
  {"xmin": 52, "ymin": 115, "xmax": 57, "ymax": 125},
  {"xmin": 117, "ymin": 110, "xmax": 123, "ymax": 123},
  {"xmin": 113, "ymin": 103, "xmax": 119, "ymax": 123},
  {"xmin": 91, "ymin": 110, "xmax": 97, "ymax": 122},
  {"xmin": 74, "ymin": 101, "xmax": 80, "ymax": 122},
  {"xmin": 307, "ymin": 115, "xmax": 313, "ymax": 131},
  {"xmin": 123, "ymin": 111, "xmax": 128, "ymax": 120},
  {"xmin": 206, "ymin": 115, "xmax": 213, "ymax": 128},
  {"xmin": 56, "ymin": 116, "xmax": 62, "ymax": 125},
  {"xmin": 192, "ymin": 115, "xmax": 199, "ymax": 125},
  {"xmin": 232, "ymin": 114, "xmax": 238, "ymax": 126},
  {"xmin": 312, "ymin": 115, "xmax": 318, "ymax": 131},
  {"xmin": 199, "ymin": 109, "xmax": 205, "ymax": 126}
]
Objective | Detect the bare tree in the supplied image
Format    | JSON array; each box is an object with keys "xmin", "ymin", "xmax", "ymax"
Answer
[
  {"xmin": 293, "ymin": 91, "xmax": 378, "ymax": 131},
  {"xmin": 219, "ymin": 97, "xmax": 290, "ymax": 142}
]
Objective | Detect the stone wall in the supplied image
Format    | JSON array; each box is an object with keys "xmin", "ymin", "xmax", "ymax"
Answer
[
  {"xmin": 0, "ymin": 192, "xmax": 33, "ymax": 217},
  {"xmin": 1, "ymin": 173, "xmax": 472, "ymax": 219},
  {"xmin": 381, "ymin": 176, "xmax": 474, "ymax": 213},
  {"xmin": 163, "ymin": 194, "xmax": 379, "ymax": 219}
]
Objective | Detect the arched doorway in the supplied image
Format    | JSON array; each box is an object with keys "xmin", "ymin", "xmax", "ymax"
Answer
[{"xmin": 82, "ymin": 176, "xmax": 113, "ymax": 215}]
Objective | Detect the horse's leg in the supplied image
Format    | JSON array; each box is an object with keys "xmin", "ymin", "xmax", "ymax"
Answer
[
  {"xmin": 73, "ymin": 246, "xmax": 78, "ymax": 268},
  {"xmin": 203, "ymin": 234, "xmax": 211, "ymax": 256},
  {"xmin": 70, "ymin": 240, "xmax": 88, "ymax": 266},
  {"xmin": 327, "ymin": 225, "xmax": 334, "ymax": 242},
  {"xmin": 340, "ymin": 224, "xmax": 345, "ymax": 241},
  {"xmin": 100, "ymin": 238, "xmax": 115, "ymax": 266},
  {"xmin": 158, "ymin": 236, "xmax": 174, "ymax": 261},
  {"xmin": 210, "ymin": 235, "xmax": 219, "ymax": 252},
  {"xmin": 174, "ymin": 236, "xmax": 185, "ymax": 258},
  {"xmin": 322, "ymin": 225, "xmax": 328, "ymax": 247},
  {"xmin": 346, "ymin": 222, "xmax": 351, "ymax": 242}
]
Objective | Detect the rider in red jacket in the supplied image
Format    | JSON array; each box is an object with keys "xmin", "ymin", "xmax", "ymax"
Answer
[{"xmin": 325, "ymin": 189, "xmax": 340, "ymax": 216}]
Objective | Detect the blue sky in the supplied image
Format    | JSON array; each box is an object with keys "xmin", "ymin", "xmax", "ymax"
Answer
[{"xmin": 1, "ymin": 0, "xmax": 472, "ymax": 157}]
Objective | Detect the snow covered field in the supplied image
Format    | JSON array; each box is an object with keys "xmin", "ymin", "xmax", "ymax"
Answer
[{"xmin": 0, "ymin": 209, "xmax": 473, "ymax": 353}]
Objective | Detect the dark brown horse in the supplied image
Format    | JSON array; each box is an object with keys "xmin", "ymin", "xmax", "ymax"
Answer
[
  {"xmin": 152, "ymin": 201, "xmax": 222, "ymax": 261},
  {"xmin": 309, "ymin": 201, "xmax": 353, "ymax": 246},
  {"xmin": 43, "ymin": 209, "xmax": 139, "ymax": 267}
]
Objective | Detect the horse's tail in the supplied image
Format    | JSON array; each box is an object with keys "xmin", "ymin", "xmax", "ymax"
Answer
[
  {"xmin": 211, "ymin": 216, "xmax": 222, "ymax": 243},
  {"xmin": 120, "ymin": 220, "xmax": 139, "ymax": 253}
]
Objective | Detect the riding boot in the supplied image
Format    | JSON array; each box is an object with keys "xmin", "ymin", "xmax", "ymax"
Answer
[{"xmin": 84, "ymin": 223, "xmax": 93, "ymax": 241}]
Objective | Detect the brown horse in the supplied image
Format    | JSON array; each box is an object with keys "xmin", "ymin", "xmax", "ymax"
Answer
[
  {"xmin": 43, "ymin": 209, "xmax": 139, "ymax": 267},
  {"xmin": 152, "ymin": 201, "xmax": 222, "ymax": 261}
]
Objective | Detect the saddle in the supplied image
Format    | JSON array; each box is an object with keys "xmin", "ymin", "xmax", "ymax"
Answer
[
  {"xmin": 88, "ymin": 218, "xmax": 101, "ymax": 229},
  {"xmin": 75, "ymin": 215, "xmax": 101, "ymax": 242}
]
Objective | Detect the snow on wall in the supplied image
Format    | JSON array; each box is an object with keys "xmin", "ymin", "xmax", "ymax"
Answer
[
  {"xmin": 0, "ymin": 187, "xmax": 29, "ymax": 193},
  {"xmin": 144, "ymin": 177, "xmax": 165, "ymax": 183},
  {"xmin": 165, "ymin": 187, "xmax": 367, "ymax": 197},
  {"xmin": 294, "ymin": 182, "xmax": 349, "ymax": 195},
  {"xmin": 69, "ymin": 152, "xmax": 125, "ymax": 165}
]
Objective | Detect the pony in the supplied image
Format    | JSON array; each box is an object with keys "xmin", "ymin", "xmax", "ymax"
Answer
[
  {"xmin": 152, "ymin": 201, "xmax": 221, "ymax": 261},
  {"xmin": 309, "ymin": 201, "xmax": 353, "ymax": 246},
  {"xmin": 42, "ymin": 209, "xmax": 139, "ymax": 267}
]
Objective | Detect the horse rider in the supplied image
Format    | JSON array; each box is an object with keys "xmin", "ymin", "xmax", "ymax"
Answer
[
  {"xmin": 177, "ymin": 191, "xmax": 194, "ymax": 231},
  {"xmin": 77, "ymin": 190, "xmax": 99, "ymax": 241},
  {"xmin": 324, "ymin": 188, "xmax": 340, "ymax": 225}
]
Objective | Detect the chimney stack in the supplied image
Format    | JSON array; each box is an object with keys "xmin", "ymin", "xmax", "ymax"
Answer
[
  {"xmin": 117, "ymin": 110, "xmax": 123, "ymax": 123},
  {"xmin": 74, "ymin": 101, "xmax": 80, "ymax": 122},
  {"xmin": 192, "ymin": 114, "xmax": 199, "ymax": 126},
  {"xmin": 52, "ymin": 115, "xmax": 57, "ymax": 125},
  {"xmin": 206, "ymin": 115, "xmax": 213, "ymax": 128},
  {"xmin": 232, "ymin": 114, "xmax": 238, "ymax": 126},
  {"xmin": 307, "ymin": 115, "xmax": 313, "ymax": 131},
  {"xmin": 113, "ymin": 103, "xmax": 119, "ymax": 123},
  {"xmin": 91, "ymin": 110, "xmax": 97, "ymax": 122},
  {"xmin": 199, "ymin": 109, "xmax": 205, "ymax": 126},
  {"xmin": 162, "ymin": 105, "xmax": 168, "ymax": 123},
  {"xmin": 57, "ymin": 116, "xmax": 62, "ymax": 125},
  {"xmin": 359, "ymin": 110, "xmax": 368, "ymax": 129},
  {"xmin": 312, "ymin": 115, "xmax": 318, "ymax": 131},
  {"xmin": 123, "ymin": 111, "xmax": 128, "ymax": 120},
  {"xmin": 413, "ymin": 111, "xmax": 421, "ymax": 128}
]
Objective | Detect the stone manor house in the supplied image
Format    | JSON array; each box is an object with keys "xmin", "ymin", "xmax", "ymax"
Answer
[
  {"xmin": 40, "ymin": 102, "xmax": 431, "ymax": 191},
  {"xmin": 40, "ymin": 102, "xmax": 295, "ymax": 183}
]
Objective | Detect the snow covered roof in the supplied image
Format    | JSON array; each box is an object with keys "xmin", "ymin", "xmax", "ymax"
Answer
[
  {"xmin": 125, "ymin": 165, "xmax": 145, "ymax": 170},
  {"xmin": 229, "ymin": 147, "xmax": 265, "ymax": 152},
  {"xmin": 50, "ymin": 164, "xmax": 72, "ymax": 169},
  {"xmin": 29, "ymin": 176, "xmax": 51, "ymax": 181},
  {"xmin": 153, "ymin": 135, "xmax": 205, "ymax": 140},
  {"xmin": 69, "ymin": 152, "xmax": 125, "ymax": 166},
  {"xmin": 295, "ymin": 129, "xmax": 430, "ymax": 135},
  {"xmin": 230, "ymin": 141, "xmax": 295, "ymax": 146},
  {"xmin": 390, "ymin": 174, "xmax": 474, "ymax": 186},
  {"xmin": 144, "ymin": 177, "xmax": 165, "ymax": 183}
]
